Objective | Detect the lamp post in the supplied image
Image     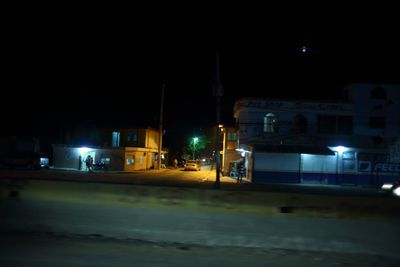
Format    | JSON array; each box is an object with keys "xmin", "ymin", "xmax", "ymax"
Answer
[
  {"xmin": 192, "ymin": 137, "xmax": 198, "ymax": 160},
  {"xmin": 219, "ymin": 124, "xmax": 226, "ymax": 175},
  {"xmin": 213, "ymin": 53, "xmax": 223, "ymax": 189},
  {"xmin": 158, "ymin": 83, "xmax": 165, "ymax": 170}
]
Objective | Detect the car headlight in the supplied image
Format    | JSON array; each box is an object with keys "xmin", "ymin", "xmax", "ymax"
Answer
[
  {"xmin": 381, "ymin": 183, "xmax": 393, "ymax": 190},
  {"xmin": 393, "ymin": 187, "xmax": 400, "ymax": 197}
]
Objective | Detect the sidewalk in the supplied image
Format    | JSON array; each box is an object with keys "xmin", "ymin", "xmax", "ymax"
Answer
[{"xmin": 48, "ymin": 167, "xmax": 170, "ymax": 174}]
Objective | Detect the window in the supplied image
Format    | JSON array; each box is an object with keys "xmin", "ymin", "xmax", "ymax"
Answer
[
  {"xmin": 264, "ymin": 113, "xmax": 278, "ymax": 133},
  {"xmin": 291, "ymin": 114, "xmax": 308, "ymax": 134},
  {"xmin": 370, "ymin": 87, "xmax": 387, "ymax": 100},
  {"xmin": 127, "ymin": 133, "xmax": 137, "ymax": 142},
  {"xmin": 112, "ymin": 132, "xmax": 120, "ymax": 147},
  {"xmin": 317, "ymin": 115, "xmax": 336, "ymax": 134},
  {"xmin": 369, "ymin": 117, "xmax": 385, "ymax": 129},
  {"xmin": 337, "ymin": 116, "xmax": 353, "ymax": 135},
  {"xmin": 371, "ymin": 136, "xmax": 383, "ymax": 145},
  {"xmin": 100, "ymin": 156, "xmax": 111, "ymax": 164},
  {"xmin": 317, "ymin": 115, "xmax": 353, "ymax": 135},
  {"xmin": 227, "ymin": 132, "xmax": 236, "ymax": 141},
  {"xmin": 342, "ymin": 151, "xmax": 355, "ymax": 172},
  {"xmin": 343, "ymin": 151, "xmax": 355, "ymax": 159},
  {"xmin": 343, "ymin": 160, "xmax": 355, "ymax": 171},
  {"xmin": 126, "ymin": 155, "xmax": 135, "ymax": 165}
]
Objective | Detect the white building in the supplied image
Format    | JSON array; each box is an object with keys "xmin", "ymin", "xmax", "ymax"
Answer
[{"xmin": 232, "ymin": 84, "xmax": 400, "ymax": 186}]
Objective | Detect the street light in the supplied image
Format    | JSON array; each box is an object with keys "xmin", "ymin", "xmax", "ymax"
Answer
[
  {"xmin": 219, "ymin": 125, "xmax": 226, "ymax": 175},
  {"xmin": 192, "ymin": 137, "xmax": 199, "ymax": 160}
]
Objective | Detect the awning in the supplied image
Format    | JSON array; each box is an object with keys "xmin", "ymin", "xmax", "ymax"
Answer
[{"xmin": 252, "ymin": 144, "xmax": 335, "ymax": 155}]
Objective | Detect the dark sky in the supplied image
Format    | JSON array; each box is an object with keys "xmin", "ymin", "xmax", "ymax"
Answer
[{"xmin": 4, "ymin": 7, "xmax": 400, "ymax": 150}]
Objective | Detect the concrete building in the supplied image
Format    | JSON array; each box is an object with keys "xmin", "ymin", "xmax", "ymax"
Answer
[
  {"xmin": 219, "ymin": 126, "xmax": 241, "ymax": 176},
  {"xmin": 230, "ymin": 83, "xmax": 400, "ymax": 186},
  {"xmin": 53, "ymin": 127, "xmax": 167, "ymax": 171}
]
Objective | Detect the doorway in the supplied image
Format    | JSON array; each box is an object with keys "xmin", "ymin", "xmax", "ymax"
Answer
[{"xmin": 80, "ymin": 151, "xmax": 96, "ymax": 171}]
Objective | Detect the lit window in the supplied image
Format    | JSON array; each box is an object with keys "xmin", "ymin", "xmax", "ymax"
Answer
[
  {"xmin": 343, "ymin": 159, "xmax": 355, "ymax": 171},
  {"xmin": 112, "ymin": 132, "xmax": 120, "ymax": 147},
  {"xmin": 264, "ymin": 113, "xmax": 278, "ymax": 133},
  {"xmin": 343, "ymin": 151, "xmax": 355, "ymax": 172},
  {"xmin": 100, "ymin": 157, "xmax": 111, "ymax": 164},
  {"xmin": 343, "ymin": 151, "xmax": 355, "ymax": 159},
  {"xmin": 126, "ymin": 155, "xmax": 135, "ymax": 165}
]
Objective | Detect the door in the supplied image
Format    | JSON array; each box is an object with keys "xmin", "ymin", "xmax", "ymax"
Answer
[
  {"xmin": 301, "ymin": 154, "xmax": 337, "ymax": 184},
  {"xmin": 81, "ymin": 151, "xmax": 95, "ymax": 171}
]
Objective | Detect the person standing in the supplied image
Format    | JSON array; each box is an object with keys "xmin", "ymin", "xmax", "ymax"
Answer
[
  {"xmin": 85, "ymin": 155, "xmax": 91, "ymax": 172},
  {"xmin": 237, "ymin": 160, "xmax": 245, "ymax": 183},
  {"xmin": 89, "ymin": 155, "xmax": 93, "ymax": 172},
  {"xmin": 78, "ymin": 155, "xmax": 82, "ymax": 171}
]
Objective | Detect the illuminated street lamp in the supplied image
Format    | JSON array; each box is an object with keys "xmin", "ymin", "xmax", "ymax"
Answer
[
  {"xmin": 219, "ymin": 125, "xmax": 226, "ymax": 175},
  {"xmin": 192, "ymin": 137, "xmax": 199, "ymax": 160}
]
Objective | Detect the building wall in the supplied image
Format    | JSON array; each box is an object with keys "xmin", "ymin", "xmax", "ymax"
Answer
[
  {"xmin": 225, "ymin": 127, "xmax": 238, "ymax": 150},
  {"xmin": 349, "ymin": 84, "xmax": 400, "ymax": 144},
  {"xmin": 234, "ymin": 99, "xmax": 353, "ymax": 146},
  {"xmin": 234, "ymin": 85, "xmax": 400, "ymax": 149},
  {"xmin": 53, "ymin": 146, "xmax": 81, "ymax": 169},
  {"xmin": 253, "ymin": 152, "xmax": 300, "ymax": 183},
  {"xmin": 251, "ymin": 149, "xmax": 399, "ymax": 186},
  {"xmin": 147, "ymin": 129, "xmax": 160, "ymax": 149},
  {"xmin": 65, "ymin": 127, "xmax": 161, "ymax": 151},
  {"xmin": 53, "ymin": 127, "xmax": 163, "ymax": 171},
  {"xmin": 52, "ymin": 145, "xmax": 125, "ymax": 171},
  {"xmin": 124, "ymin": 150, "xmax": 155, "ymax": 171},
  {"xmin": 233, "ymin": 84, "xmax": 400, "ymax": 185}
]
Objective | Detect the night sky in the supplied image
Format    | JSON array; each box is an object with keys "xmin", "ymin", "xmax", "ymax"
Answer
[{"xmin": 4, "ymin": 7, "xmax": 400, "ymax": 151}]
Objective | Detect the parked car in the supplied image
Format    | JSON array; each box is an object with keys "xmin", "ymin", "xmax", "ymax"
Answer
[
  {"xmin": 184, "ymin": 160, "xmax": 201, "ymax": 171},
  {"xmin": 0, "ymin": 152, "xmax": 49, "ymax": 170}
]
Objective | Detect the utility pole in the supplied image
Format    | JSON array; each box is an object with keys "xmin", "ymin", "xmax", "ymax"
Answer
[
  {"xmin": 213, "ymin": 53, "xmax": 223, "ymax": 188},
  {"xmin": 158, "ymin": 82, "xmax": 165, "ymax": 170}
]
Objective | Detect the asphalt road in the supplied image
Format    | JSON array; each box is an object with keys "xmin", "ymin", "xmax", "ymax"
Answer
[
  {"xmin": 1, "ymin": 232, "xmax": 398, "ymax": 267},
  {"xmin": 1, "ymin": 171, "xmax": 399, "ymax": 266},
  {"xmin": 1, "ymin": 192, "xmax": 399, "ymax": 261}
]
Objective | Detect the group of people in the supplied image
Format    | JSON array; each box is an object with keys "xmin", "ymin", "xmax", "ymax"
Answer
[
  {"xmin": 85, "ymin": 155, "xmax": 94, "ymax": 171},
  {"xmin": 78, "ymin": 155, "xmax": 94, "ymax": 172}
]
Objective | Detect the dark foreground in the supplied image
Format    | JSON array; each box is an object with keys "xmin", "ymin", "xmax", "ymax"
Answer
[{"xmin": 1, "ymin": 232, "xmax": 398, "ymax": 267}]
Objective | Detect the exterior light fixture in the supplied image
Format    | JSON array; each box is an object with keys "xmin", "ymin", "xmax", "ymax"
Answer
[{"xmin": 329, "ymin": 146, "xmax": 348, "ymax": 155}]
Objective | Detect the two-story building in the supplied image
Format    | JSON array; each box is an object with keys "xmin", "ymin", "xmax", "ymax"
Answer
[
  {"xmin": 52, "ymin": 127, "xmax": 167, "ymax": 171},
  {"xmin": 231, "ymin": 83, "xmax": 400, "ymax": 186}
]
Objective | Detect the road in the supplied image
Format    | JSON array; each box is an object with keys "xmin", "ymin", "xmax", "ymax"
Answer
[
  {"xmin": 0, "ymin": 167, "xmax": 235, "ymax": 187},
  {"xmin": 1, "ymin": 232, "xmax": 398, "ymax": 267},
  {"xmin": 1, "ymin": 176, "xmax": 400, "ymax": 266},
  {"xmin": 2, "ymin": 197, "xmax": 399, "ymax": 255}
]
